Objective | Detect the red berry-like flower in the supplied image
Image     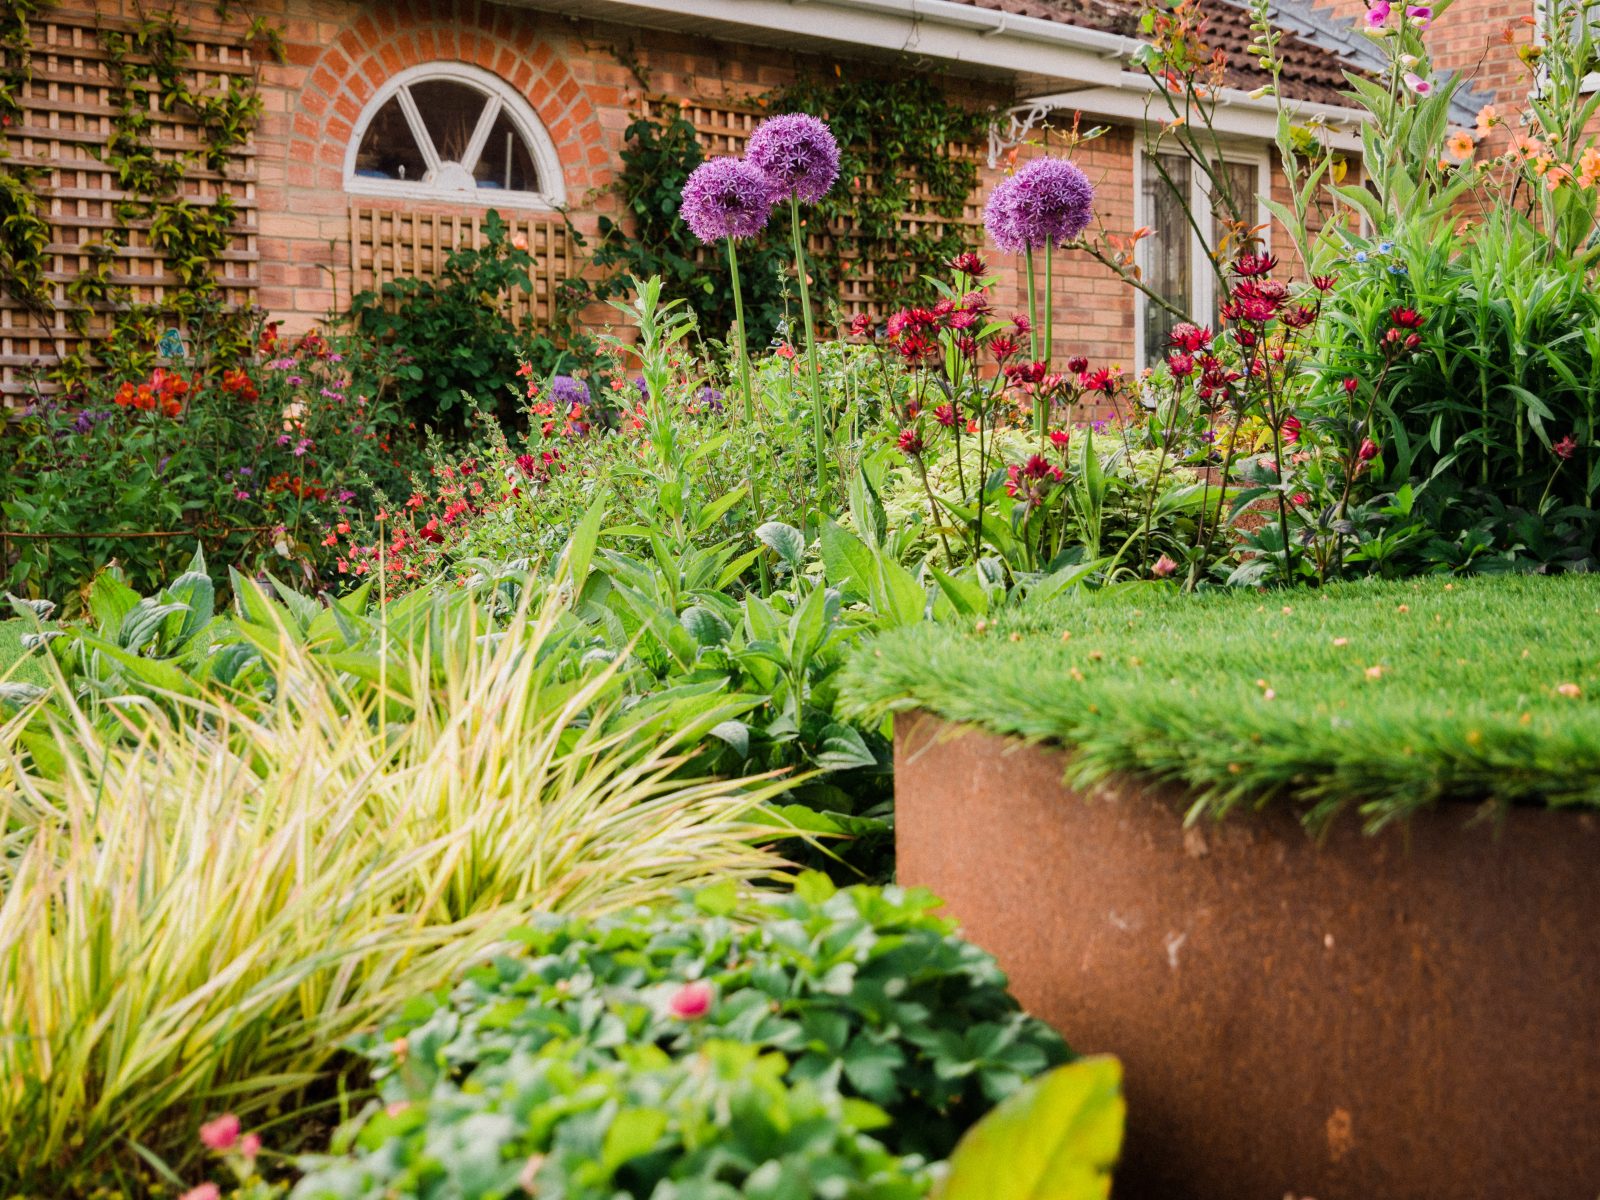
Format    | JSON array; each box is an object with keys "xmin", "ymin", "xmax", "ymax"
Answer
[
  {"xmin": 1168, "ymin": 352, "xmax": 1195, "ymax": 378},
  {"xmin": 1343, "ymin": 377, "xmax": 1360, "ymax": 395},
  {"xmin": 989, "ymin": 335, "xmax": 1021, "ymax": 362},
  {"xmin": 1554, "ymin": 433, "xmax": 1578, "ymax": 460},
  {"xmin": 849, "ymin": 312, "xmax": 875, "ymax": 338},
  {"xmin": 1312, "ymin": 274, "xmax": 1337, "ymax": 293},
  {"xmin": 949, "ymin": 250, "xmax": 987, "ymax": 276},
  {"xmin": 1079, "ymin": 367, "xmax": 1116, "ymax": 393},
  {"xmin": 1283, "ymin": 414, "xmax": 1301, "ymax": 443},
  {"xmin": 1390, "ymin": 306, "xmax": 1425, "ymax": 329},
  {"xmin": 668, "ymin": 980, "xmax": 714, "ymax": 1020},
  {"xmin": 1357, "ymin": 437, "xmax": 1380, "ymax": 462},
  {"xmin": 1168, "ymin": 324, "xmax": 1213, "ymax": 353},
  {"xmin": 1066, "ymin": 355, "xmax": 1089, "ymax": 374},
  {"xmin": 1050, "ymin": 429, "xmax": 1071, "ymax": 451},
  {"xmin": 934, "ymin": 403, "xmax": 960, "ymax": 428},
  {"xmin": 897, "ymin": 427, "xmax": 925, "ymax": 456},
  {"xmin": 199, "ymin": 1114, "xmax": 240, "ymax": 1151},
  {"xmin": 1005, "ymin": 360, "xmax": 1048, "ymax": 386}
]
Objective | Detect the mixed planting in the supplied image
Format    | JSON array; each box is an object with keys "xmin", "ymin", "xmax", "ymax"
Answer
[{"xmin": 1, "ymin": 0, "xmax": 1598, "ymax": 1196}]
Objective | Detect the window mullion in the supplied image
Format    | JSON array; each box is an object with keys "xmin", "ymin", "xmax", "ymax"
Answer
[
  {"xmin": 1191, "ymin": 169, "xmax": 1212, "ymax": 330},
  {"xmin": 460, "ymin": 96, "xmax": 501, "ymax": 175},
  {"xmin": 396, "ymin": 86, "xmax": 442, "ymax": 176}
]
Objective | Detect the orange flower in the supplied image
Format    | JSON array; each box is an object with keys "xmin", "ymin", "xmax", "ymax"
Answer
[
  {"xmin": 1474, "ymin": 104, "xmax": 1498, "ymax": 135},
  {"xmin": 1446, "ymin": 130, "xmax": 1475, "ymax": 161}
]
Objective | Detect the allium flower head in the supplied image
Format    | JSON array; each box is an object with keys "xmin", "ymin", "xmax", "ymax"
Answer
[
  {"xmin": 746, "ymin": 113, "xmax": 840, "ymax": 204},
  {"xmin": 985, "ymin": 156, "xmax": 1095, "ymax": 252},
  {"xmin": 680, "ymin": 157, "xmax": 774, "ymax": 242}
]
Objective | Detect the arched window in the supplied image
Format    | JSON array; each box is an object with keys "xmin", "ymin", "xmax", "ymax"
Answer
[{"xmin": 345, "ymin": 63, "xmax": 564, "ymax": 208}]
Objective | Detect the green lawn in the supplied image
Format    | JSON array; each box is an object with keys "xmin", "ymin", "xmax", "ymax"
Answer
[
  {"xmin": 0, "ymin": 619, "xmax": 47, "ymax": 687},
  {"xmin": 841, "ymin": 575, "xmax": 1600, "ymax": 831}
]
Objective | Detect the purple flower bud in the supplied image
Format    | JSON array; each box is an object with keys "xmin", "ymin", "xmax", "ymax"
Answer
[
  {"xmin": 746, "ymin": 113, "xmax": 840, "ymax": 204},
  {"xmin": 680, "ymin": 157, "xmax": 774, "ymax": 242}
]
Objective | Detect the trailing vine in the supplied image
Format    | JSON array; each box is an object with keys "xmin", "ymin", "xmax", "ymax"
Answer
[
  {"xmin": 0, "ymin": 2, "xmax": 272, "ymax": 390},
  {"xmin": 589, "ymin": 63, "xmax": 993, "ymax": 344},
  {"xmin": 0, "ymin": 1, "xmax": 55, "ymax": 325}
]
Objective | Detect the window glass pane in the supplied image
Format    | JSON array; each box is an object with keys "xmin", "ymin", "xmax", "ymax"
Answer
[
  {"xmin": 354, "ymin": 96, "xmax": 427, "ymax": 182},
  {"xmin": 1210, "ymin": 161, "xmax": 1259, "ymax": 327},
  {"xmin": 1142, "ymin": 152, "xmax": 1191, "ymax": 365},
  {"xmin": 409, "ymin": 79, "xmax": 489, "ymax": 165},
  {"xmin": 475, "ymin": 108, "xmax": 541, "ymax": 193}
]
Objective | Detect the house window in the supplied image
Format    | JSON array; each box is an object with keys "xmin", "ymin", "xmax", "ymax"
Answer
[
  {"xmin": 1532, "ymin": 0, "xmax": 1600, "ymax": 92},
  {"xmin": 345, "ymin": 63, "xmax": 565, "ymax": 208},
  {"xmin": 1134, "ymin": 147, "xmax": 1267, "ymax": 367}
]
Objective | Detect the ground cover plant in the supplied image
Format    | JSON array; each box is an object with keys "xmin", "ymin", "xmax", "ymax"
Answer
[
  {"xmin": 0, "ymin": 587, "xmax": 794, "ymax": 1193},
  {"xmin": 842, "ymin": 574, "xmax": 1600, "ymax": 831}
]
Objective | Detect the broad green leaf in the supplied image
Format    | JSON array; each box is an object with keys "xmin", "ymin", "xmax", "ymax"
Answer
[
  {"xmin": 939, "ymin": 1056, "xmax": 1125, "ymax": 1200},
  {"xmin": 756, "ymin": 521, "xmax": 807, "ymax": 570}
]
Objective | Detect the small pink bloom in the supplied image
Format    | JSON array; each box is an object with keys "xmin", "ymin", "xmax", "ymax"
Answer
[
  {"xmin": 239, "ymin": 1132, "xmax": 262, "ymax": 1159},
  {"xmin": 199, "ymin": 1114, "xmax": 240, "ymax": 1151},
  {"xmin": 1403, "ymin": 72, "xmax": 1432, "ymax": 95},
  {"xmin": 1554, "ymin": 434, "xmax": 1578, "ymax": 461},
  {"xmin": 1364, "ymin": 1, "xmax": 1390, "ymax": 28},
  {"xmin": 180, "ymin": 1187, "xmax": 221, "ymax": 1200},
  {"xmin": 668, "ymin": 980, "xmax": 714, "ymax": 1020},
  {"xmin": 1152, "ymin": 554, "xmax": 1178, "ymax": 579},
  {"xmin": 1405, "ymin": 4, "xmax": 1431, "ymax": 25}
]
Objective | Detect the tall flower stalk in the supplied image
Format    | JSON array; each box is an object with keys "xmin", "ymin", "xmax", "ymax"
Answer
[
  {"xmin": 680, "ymin": 155, "xmax": 776, "ymax": 587},
  {"xmin": 984, "ymin": 156, "xmax": 1095, "ymax": 443},
  {"xmin": 747, "ymin": 113, "xmax": 840, "ymax": 496}
]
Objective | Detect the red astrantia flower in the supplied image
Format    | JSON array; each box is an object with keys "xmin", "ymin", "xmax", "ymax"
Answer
[
  {"xmin": 1049, "ymin": 429, "xmax": 1071, "ymax": 451},
  {"xmin": 1390, "ymin": 306, "xmax": 1425, "ymax": 329},
  {"xmin": 1283, "ymin": 414, "xmax": 1302, "ymax": 443},
  {"xmin": 1005, "ymin": 453, "xmax": 1065, "ymax": 499},
  {"xmin": 989, "ymin": 335, "xmax": 1021, "ymax": 362},
  {"xmin": 1065, "ymin": 355, "xmax": 1089, "ymax": 373},
  {"xmin": 1343, "ymin": 377, "xmax": 1360, "ymax": 395},
  {"xmin": 1357, "ymin": 437, "xmax": 1380, "ymax": 462},
  {"xmin": 1233, "ymin": 252, "xmax": 1279, "ymax": 277},
  {"xmin": 1554, "ymin": 433, "xmax": 1578, "ymax": 460},
  {"xmin": 949, "ymin": 250, "xmax": 987, "ymax": 276},
  {"xmin": 1079, "ymin": 367, "xmax": 1116, "ymax": 393},
  {"xmin": 1168, "ymin": 324, "xmax": 1213, "ymax": 353},
  {"xmin": 667, "ymin": 980, "xmax": 714, "ymax": 1020},
  {"xmin": 934, "ymin": 403, "xmax": 960, "ymax": 428},
  {"xmin": 1005, "ymin": 360, "xmax": 1048, "ymax": 386},
  {"xmin": 897, "ymin": 427, "xmax": 925, "ymax": 456},
  {"xmin": 1168, "ymin": 352, "xmax": 1196, "ymax": 378},
  {"xmin": 848, "ymin": 312, "xmax": 875, "ymax": 338},
  {"xmin": 1312, "ymin": 274, "xmax": 1337, "ymax": 292}
]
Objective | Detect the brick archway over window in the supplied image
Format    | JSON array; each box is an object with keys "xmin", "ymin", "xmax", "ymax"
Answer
[{"xmin": 281, "ymin": 0, "xmax": 606, "ymax": 199}]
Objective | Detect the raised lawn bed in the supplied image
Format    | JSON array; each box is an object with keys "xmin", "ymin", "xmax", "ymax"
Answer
[{"xmin": 843, "ymin": 576, "xmax": 1600, "ymax": 1200}]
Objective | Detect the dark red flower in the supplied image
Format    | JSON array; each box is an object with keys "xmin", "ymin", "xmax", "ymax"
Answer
[
  {"xmin": 989, "ymin": 335, "xmax": 1021, "ymax": 362},
  {"xmin": 1554, "ymin": 433, "xmax": 1578, "ymax": 460},
  {"xmin": 1168, "ymin": 352, "xmax": 1195, "ymax": 378},
  {"xmin": 1233, "ymin": 252, "xmax": 1278, "ymax": 277},
  {"xmin": 1343, "ymin": 377, "xmax": 1360, "ymax": 395},
  {"xmin": 949, "ymin": 251, "xmax": 987, "ymax": 276},
  {"xmin": 848, "ymin": 312, "xmax": 875, "ymax": 338},
  {"xmin": 1357, "ymin": 437, "xmax": 1380, "ymax": 463},
  {"xmin": 1080, "ymin": 367, "xmax": 1116, "ymax": 393},
  {"xmin": 1280, "ymin": 304, "xmax": 1317, "ymax": 330},
  {"xmin": 897, "ymin": 427, "xmax": 924, "ymax": 456},
  {"xmin": 1283, "ymin": 414, "xmax": 1302, "ymax": 443},
  {"xmin": 1050, "ymin": 429, "xmax": 1071, "ymax": 451},
  {"xmin": 1312, "ymin": 274, "xmax": 1337, "ymax": 293},
  {"xmin": 1066, "ymin": 355, "xmax": 1089, "ymax": 374},
  {"xmin": 934, "ymin": 403, "xmax": 961, "ymax": 428},
  {"xmin": 1167, "ymin": 324, "xmax": 1213, "ymax": 353},
  {"xmin": 1390, "ymin": 306, "xmax": 1425, "ymax": 329},
  {"xmin": 1005, "ymin": 360, "xmax": 1049, "ymax": 386}
]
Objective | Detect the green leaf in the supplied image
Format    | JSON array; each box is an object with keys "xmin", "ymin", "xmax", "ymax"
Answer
[
  {"xmin": 814, "ymin": 723, "xmax": 877, "ymax": 771},
  {"xmin": 561, "ymin": 495, "xmax": 608, "ymax": 591},
  {"xmin": 756, "ymin": 521, "xmax": 807, "ymax": 570},
  {"xmin": 819, "ymin": 519, "xmax": 876, "ymax": 601},
  {"xmin": 602, "ymin": 1107, "xmax": 668, "ymax": 1170},
  {"xmin": 939, "ymin": 1056, "xmax": 1125, "ymax": 1200},
  {"xmin": 693, "ymin": 878, "xmax": 739, "ymax": 916},
  {"xmin": 680, "ymin": 604, "xmax": 733, "ymax": 647}
]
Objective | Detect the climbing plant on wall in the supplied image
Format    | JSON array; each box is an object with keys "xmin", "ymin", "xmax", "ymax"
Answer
[
  {"xmin": 0, "ymin": 1, "xmax": 276, "ymax": 392},
  {"xmin": 588, "ymin": 65, "xmax": 995, "ymax": 346}
]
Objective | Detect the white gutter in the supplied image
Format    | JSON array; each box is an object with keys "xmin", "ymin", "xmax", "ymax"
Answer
[
  {"xmin": 1023, "ymin": 74, "xmax": 1371, "ymax": 153},
  {"xmin": 509, "ymin": 0, "xmax": 1144, "ymax": 86}
]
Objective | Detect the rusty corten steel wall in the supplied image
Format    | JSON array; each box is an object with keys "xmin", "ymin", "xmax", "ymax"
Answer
[{"xmin": 894, "ymin": 711, "xmax": 1600, "ymax": 1200}]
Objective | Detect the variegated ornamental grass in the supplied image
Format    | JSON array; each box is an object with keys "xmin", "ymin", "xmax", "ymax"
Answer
[{"xmin": 0, "ymin": 594, "xmax": 792, "ymax": 1191}]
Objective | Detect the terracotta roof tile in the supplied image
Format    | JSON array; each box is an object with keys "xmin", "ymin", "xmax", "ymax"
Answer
[{"xmin": 948, "ymin": 0, "xmax": 1359, "ymax": 105}]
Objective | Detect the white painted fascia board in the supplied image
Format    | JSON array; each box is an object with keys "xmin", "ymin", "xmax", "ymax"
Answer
[
  {"xmin": 506, "ymin": 0, "xmax": 1142, "ymax": 86},
  {"xmin": 1035, "ymin": 76, "xmax": 1370, "ymax": 151}
]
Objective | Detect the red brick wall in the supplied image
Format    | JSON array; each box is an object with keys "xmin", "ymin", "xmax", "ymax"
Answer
[{"xmin": 73, "ymin": 0, "xmax": 1342, "ymax": 372}]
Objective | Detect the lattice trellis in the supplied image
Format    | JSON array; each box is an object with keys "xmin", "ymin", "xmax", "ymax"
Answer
[
  {"xmin": 642, "ymin": 98, "xmax": 985, "ymax": 319},
  {"xmin": 348, "ymin": 205, "xmax": 575, "ymax": 328},
  {"xmin": 0, "ymin": 9, "xmax": 259, "ymax": 401}
]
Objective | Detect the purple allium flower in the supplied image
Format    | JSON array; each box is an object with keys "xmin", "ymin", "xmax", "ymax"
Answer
[
  {"xmin": 984, "ymin": 157, "xmax": 1096, "ymax": 252},
  {"xmin": 680, "ymin": 157, "xmax": 774, "ymax": 242},
  {"xmin": 549, "ymin": 375, "xmax": 590, "ymax": 408},
  {"xmin": 746, "ymin": 113, "xmax": 840, "ymax": 204}
]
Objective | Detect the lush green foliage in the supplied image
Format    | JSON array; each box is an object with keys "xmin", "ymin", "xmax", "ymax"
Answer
[
  {"xmin": 348, "ymin": 211, "xmax": 595, "ymax": 431},
  {"xmin": 843, "ymin": 574, "xmax": 1600, "ymax": 830},
  {"xmin": 0, "ymin": 581, "xmax": 792, "ymax": 1193},
  {"xmin": 1, "ymin": 317, "xmax": 423, "ymax": 611},
  {"xmin": 350, "ymin": 876, "xmax": 1069, "ymax": 1162}
]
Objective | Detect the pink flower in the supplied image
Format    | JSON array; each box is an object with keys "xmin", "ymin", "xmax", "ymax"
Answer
[
  {"xmin": 180, "ymin": 1187, "xmax": 221, "ymax": 1200},
  {"xmin": 1554, "ymin": 434, "xmax": 1578, "ymax": 461},
  {"xmin": 1364, "ymin": 1, "xmax": 1390, "ymax": 28},
  {"xmin": 1152, "ymin": 554, "xmax": 1178, "ymax": 578},
  {"xmin": 1403, "ymin": 72, "xmax": 1432, "ymax": 95},
  {"xmin": 199, "ymin": 1114, "xmax": 240, "ymax": 1151},
  {"xmin": 1405, "ymin": 4, "xmax": 1431, "ymax": 25},
  {"xmin": 668, "ymin": 980, "xmax": 714, "ymax": 1020},
  {"xmin": 239, "ymin": 1133, "xmax": 262, "ymax": 1159}
]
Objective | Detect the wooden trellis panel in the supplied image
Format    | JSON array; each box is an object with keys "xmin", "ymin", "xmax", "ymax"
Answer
[
  {"xmin": 642, "ymin": 97, "xmax": 985, "ymax": 319},
  {"xmin": 348, "ymin": 205, "xmax": 574, "ymax": 328},
  {"xmin": 0, "ymin": 11, "xmax": 259, "ymax": 401}
]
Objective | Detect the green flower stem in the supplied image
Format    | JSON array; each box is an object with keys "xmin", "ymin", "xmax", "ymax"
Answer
[
  {"xmin": 1040, "ymin": 241, "xmax": 1055, "ymax": 443},
  {"xmin": 790, "ymin": 196, "xmax": 827, "ymax": 496},
  {"xmin": 1024, "ymin": 249, "xmax": 1039, "ymax": 364},
  {"xmin": 727, "ymin": 238, "xmax": 772, "ymax": 595}
]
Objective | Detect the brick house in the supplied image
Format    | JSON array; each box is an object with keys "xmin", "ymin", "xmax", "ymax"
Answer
[{"xmin": 2, "ymin": 0, "xmax": 1510, "ymax": 401}]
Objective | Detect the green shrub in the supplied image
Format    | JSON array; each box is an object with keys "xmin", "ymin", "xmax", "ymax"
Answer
[
  {"xmin": 291, "ymin": 1040, "xmax": 934, "ymax": 1200},
  {"xmin": 352, "ymin": 876, "xmax": 1070, "ymax": 1163}
]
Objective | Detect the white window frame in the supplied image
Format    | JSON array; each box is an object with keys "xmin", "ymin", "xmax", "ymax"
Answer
[
  {"xmin": 1132, "ymin": 141, "xmax": 1271, "ymax": 371},
  {"xmin": 343, "ymin": 62, "xmax": 566, "ymax": 209}
]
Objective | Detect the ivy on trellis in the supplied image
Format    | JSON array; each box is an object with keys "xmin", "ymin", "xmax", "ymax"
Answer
[{"xmin": 0, "ymin": 0, "xmax": 278, "ymax": 391}]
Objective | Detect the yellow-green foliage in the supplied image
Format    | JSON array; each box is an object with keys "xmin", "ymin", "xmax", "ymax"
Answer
[{"xmin": 0, "ymin": 595, "xmax": 791, "ymax": 1192}]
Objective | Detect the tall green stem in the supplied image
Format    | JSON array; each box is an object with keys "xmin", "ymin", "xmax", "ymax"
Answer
[
  {"xmin": 1043, "ymin": 241, "xmax": 1054, "ymax": 369},
  {"xmin": 1024, "ymin": 249, "xmax": 1039, "ymax": 363},
  {"xmin": 727, "ymin": 240, "xmax": 771, "ymax": 596},
  {"xmin": 789, "ymin": 197, "xmax": 826, "ymax": 496}
]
